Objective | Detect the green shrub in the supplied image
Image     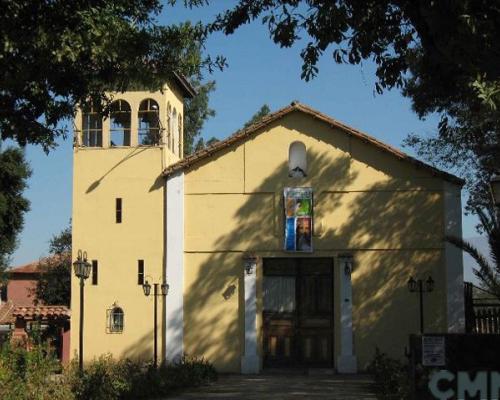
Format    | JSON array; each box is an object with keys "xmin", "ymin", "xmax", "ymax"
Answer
[
  {"xmin": 66, "ymin": 354, "xmax": 217, "ymax": 400},
  {"xmin": 66, "ymin": 355, "xmax": 140, "ymax": 400},
  {"xmin": 368, "ymin": 348, "xmax": 410, "ymax": 400},
  {"xmin": 1, "ymin": 343, "xmax": 217, "ymax": 400},
  {"xmin": 0, "ymin": 342, "xmax": 74, "ymax": 400}
]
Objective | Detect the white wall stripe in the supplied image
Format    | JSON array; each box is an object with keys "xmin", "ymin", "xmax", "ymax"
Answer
[
  {"xmin": 241, "ymin": 259, "xmax": 260, "ymax": 374},
  {"xmin": 337, "ymin": 256, "xmax": 358, "ymax": 373},
  {"xmin": 165, "ymin": 172, "xmax": 184, "ymax": 361}
]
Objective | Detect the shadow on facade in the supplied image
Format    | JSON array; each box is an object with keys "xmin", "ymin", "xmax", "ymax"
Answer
[{"xmin": 117, "ymin": 137, "xmax": 445, "ymax": 370}]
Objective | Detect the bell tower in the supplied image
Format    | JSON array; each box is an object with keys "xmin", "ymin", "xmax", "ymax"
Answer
[{"xmin": 70, "ymin": 78, "xmax": 194, "ymax": 362}]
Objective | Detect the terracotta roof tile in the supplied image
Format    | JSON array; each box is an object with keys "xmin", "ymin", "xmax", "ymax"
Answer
[
  {"xmin": 12, "ymin": 305, "xmax": 71, "ymax": 320},
  {"xmin": 163, "ymin": 102, "xmax": 464, "ymax": 185},
  {"xmin": 9, "ymin": 253, "xmax": 70, "ymax": 274},
  {"xmin": 9, "ymin": 261, "xmax": 40, "ymax": 274},
  {"xmin": 0, "ymin": 301, "xmax": 15, "ymax": 324}
]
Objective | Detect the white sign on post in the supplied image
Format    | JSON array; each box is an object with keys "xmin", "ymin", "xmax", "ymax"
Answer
[{"xmin": 422, "ymin": 336, "xmax": 446, "ymax": 366}]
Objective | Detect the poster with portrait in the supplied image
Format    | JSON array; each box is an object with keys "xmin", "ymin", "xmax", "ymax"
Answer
[{"xmin": 284, "ymin": 187, "xmax": 313, "ymax": 252}]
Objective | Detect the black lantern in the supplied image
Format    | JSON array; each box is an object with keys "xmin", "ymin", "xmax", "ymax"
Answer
[
  {"xmin": 407, "ymin": 277, "xmax": 417, "ymax": 292},
  {"xmin": 491, "ymin": 175, "xmax": 500, "ymax": 207},
  {"xmin": 73, "ymin": 250, "xmax": 91, "ymax": 279},
  {"xmin": 407, "ymin": 275, "xmax": 434, "ymax": 334},
  {"xmin": 73, "ymin": 249, "xmax": 91, "ymax": 373},
  {"xmin": 141, "ymin": 277, "xmax": 169, "ymax": 369},
  {"xmin": 425, "ymin": 276, "xmax": 435, "ymax": 292},
  {"xmin": 142, "ymin": 280, "xmax": 152, "ymax": 297},
  {"xmin": 161, "ymin": 282, "xmax": 169, "ymax": 296}
]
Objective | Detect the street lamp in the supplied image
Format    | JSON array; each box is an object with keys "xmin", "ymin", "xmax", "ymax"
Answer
[
  {"xmin": 73, "ymin": 250, "xmax": 91, "ymax": 373},
  {"xmin": 490, "ymin": 175, "xmax": 500, "ymax": 207},
  {"xmin": 142, "ymin": 278, "xmax": 169, "ymax": 368},
  {"xmin": 407, "ymin": 275, "xmax": 434, "ymax": 334}
]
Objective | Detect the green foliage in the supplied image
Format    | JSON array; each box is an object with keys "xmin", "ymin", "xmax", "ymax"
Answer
[
  {"xmin": 1, "ymin": 344, "xmax": 217, "ymax": 400},
  {"xmin": 404, "ymin": 100, "xmax": 500, "ymax": 215},
  {"xmin": 36, "ymin": 253, "xmax": 71, "ymax": 306},
  {"xmin": 193, "ymin": 136, "xmax": 219, "ymax": 152},
  {"xmin": 66, "ymin": 355, "xmax": 141, "ymax": 400},
  {"xmin": 447, "ymin": 207, "xmax": 500, "ymax": 298},
  {"xmin": 0, "ymin": 148, "xmax": 31, "ymax": 280},
  {"xmin": 197, "ymin": 1, "xmax": 500, "ymax": 110},
  {"xmin": 183, "ymin": 1, "xmax": 500, "ymax": 236},
  {"xmin": 66, "ymin": 354, "xmax": 217, "ymax": 400},
  {"xmin": 36, "ymin": 225, "xmax": 72, "ymax": 306},
  {"xmin": 49, "ymin": 225, "xmax": 72, "ymax": 255},
  {"xmin": 368, "ymin": 348, "xmax": 410, "ymax": 400},
  {"xmin": 0, "ymin": 1, "xmax": 224, "ymax": 149},
  {"xmin": 190, "ymin": 103, "xmax": 272, "ymax": 154},
  {"xmin": 243, "ymin": 104, "xmax": 271, "ymax": 129},
  {"xmin": 184, "ymin": 79, "xmax": 216, "ymax": 155},
  {"xmin": 0, "ymin": 342, "xmax": 73, "ymax": 400}
]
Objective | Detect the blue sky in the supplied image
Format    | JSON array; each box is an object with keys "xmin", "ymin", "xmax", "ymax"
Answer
[{"xmin": 10, "ymin": 3, "xmax": 480, "ymax": 280}]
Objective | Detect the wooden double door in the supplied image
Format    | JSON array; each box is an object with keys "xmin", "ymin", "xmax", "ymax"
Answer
[{"xmin": 263, "ymin": 258, "xmax": 334, "ymax": 368}]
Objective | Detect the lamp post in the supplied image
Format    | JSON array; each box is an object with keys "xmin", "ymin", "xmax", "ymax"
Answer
[
  {"xmin": 407, "ymin": 276, "xmax": 434, "ymax": 334},
  {"xmin": 142, "ymin": 279, "xmax": 169, "ymax": 368},
  {"xmin": 73, "ymin": 250, "xmax": 91, "ymax": 373}
]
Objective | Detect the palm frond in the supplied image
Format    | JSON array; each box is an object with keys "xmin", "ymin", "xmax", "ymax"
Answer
[{"xmin": 446, "ymin": 235, "xmax": 500, "ymax": 296}]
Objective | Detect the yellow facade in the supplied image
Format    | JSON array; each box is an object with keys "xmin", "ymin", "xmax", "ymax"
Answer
[
  {"xmin": 71, "ymin": 84, "xmax": 185, "ymax": 361},
  {"xmin": 72, "ymin": 94, "xmax": 463, "ymax": 372},
  {"xmin": 182, "ymin": 112, "xmax": 450, "ymax": 370}
]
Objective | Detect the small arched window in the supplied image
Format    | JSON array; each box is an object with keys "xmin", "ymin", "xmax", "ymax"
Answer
[
  {"xmin": 172, "ymin": 108, "xmax": 178, "ymax": 155},
  {"xmin": 110, "ymin": 100, "xmax": 131, "ymax": 147},
  {"xmin": 288, "ymin": 141, "xmax": 307, "ymax": 177},
  {"xmin": 109, "ymin": 306, "xmax": 124, "ymax": 333},
  {"xmin": 138, "ymin": 99, "xmax": 160, "ymax": 145},
  {"xmin": 178, "ymin": 114, "xmax": 183, "ymax": 156},
  {"xmin": 166, "ymin": 103, "xmax": 172, "ymax": 150},
  {"xmin": 82, "ymin": 103, "xmax": 102, "ymax": 147}
]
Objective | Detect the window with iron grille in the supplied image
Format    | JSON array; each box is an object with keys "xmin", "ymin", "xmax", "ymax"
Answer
[{"xmin": 108, "ymin": 306, "xmax": 124, "ymax": 333}]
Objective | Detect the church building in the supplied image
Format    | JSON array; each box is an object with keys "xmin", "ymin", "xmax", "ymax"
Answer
[{"xmin": 71, "ymin": 79, "xmax": 465, "ymax": 373}]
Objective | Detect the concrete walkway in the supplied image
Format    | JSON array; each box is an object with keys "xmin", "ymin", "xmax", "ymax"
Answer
[{"xmin": 167, "ymin": 374, "xmax": 377, "ymax": 399}]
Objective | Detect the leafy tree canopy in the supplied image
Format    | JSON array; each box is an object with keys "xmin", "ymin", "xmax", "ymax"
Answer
[
  {"xmin": 0, "ymin": 148, "xmax": 31, "ymax": 281},
  {"xmin": 190, "ymin": 103, "xmax": 271, "ymax": 153},
  {"xmin": 48, "ymin": 225, "xmax": 72, "ymax": 255},
  {"xmin": 243, "ymin": 104, "xmax": 271, "ymax": 129},
  {"xmin": 177, "ymin": 0, "xmax": 500, "ymax": 235},
  {"xmin": 405, "ymin": 101, "xmax": 500, "ymax": 221},
  {"xmin": 184, "ymin": 79, "xmax": 216, "ymax": 155},
  {"xmin": 194, "ymin": 136, "xmax": 219, "ymax": 152},
  {"xmin": 192, "ymin": 0, "xmax": 500, "ymax": 116},
  {"xmin": 1, "ymin": 0, "xmax": 224, "ymax": 150},
  {"xmin": 36, "ymin": 225, "xmax": 72, "ymax": 306}
]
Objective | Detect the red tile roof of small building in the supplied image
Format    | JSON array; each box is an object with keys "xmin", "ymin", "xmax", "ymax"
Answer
[
  {"xmin": 12, "ymin": 305, "xmax": 71, "ymax": 320},
  {"xmin": 0, "ymin": 300, "xmax": 14, "ymax": 324},
  {"xmin": 9, "ymin": 253, "xmax": 70, "ymax": 275},
  {"xmin": 9, "ymin": 261, "xmax": 40, "ymax": 274}
]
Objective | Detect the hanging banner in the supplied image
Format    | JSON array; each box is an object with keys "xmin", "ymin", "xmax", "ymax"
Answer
[{"xmin": 284, "ymin": 187, "xmax": 313, "ymax": 252}]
